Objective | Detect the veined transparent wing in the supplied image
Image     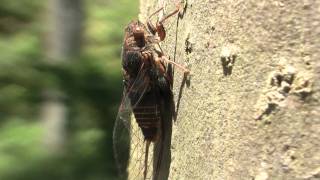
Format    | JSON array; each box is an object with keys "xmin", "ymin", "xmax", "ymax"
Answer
[{"xmin": 113, "ymin": 65, "xmax": 156, "ymax": 180}]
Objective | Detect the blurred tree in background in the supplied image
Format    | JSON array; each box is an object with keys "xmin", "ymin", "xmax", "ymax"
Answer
[{"xmin": 0, "ymin": 0, "xmax": 138, "ymax": 179}]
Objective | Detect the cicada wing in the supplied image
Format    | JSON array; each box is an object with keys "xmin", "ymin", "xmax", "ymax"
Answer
[
  {"xmin": 113, "ymin": 94, "xmax": 131, "ymax": 179},
  {"xmin": 113, "ymin": 68, "xmax": 154, "ymax": 179},
  {"xmin": 126, "ymin": 118, "xmax": 155, "ymax": 180},
  {"xmin": 116, "ymin": 66, "xmax": 149, "ymax": 131}
]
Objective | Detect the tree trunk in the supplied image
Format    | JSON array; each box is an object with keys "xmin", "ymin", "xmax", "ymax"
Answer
[
  {"xmin": 135, "ymin": 0, "xmax": 320, "ymax": 179},
  {"xmin": 41, "ymin": 0, "xmax": 83, "ymax": 153}
]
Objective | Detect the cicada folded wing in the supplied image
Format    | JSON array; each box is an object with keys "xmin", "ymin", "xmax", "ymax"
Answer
[
  {"xmin": 113, "ymin": 96, "xmax": 132, "ymax": 179},
  {"xmin": 113, "ymin": 67, "xmax": 155, "ymax": 179}
]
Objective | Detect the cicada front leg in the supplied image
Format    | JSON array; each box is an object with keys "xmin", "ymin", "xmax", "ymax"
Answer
[{"xmin": 147, "ymin": 1, "xmax": 183, "ymax": 41}]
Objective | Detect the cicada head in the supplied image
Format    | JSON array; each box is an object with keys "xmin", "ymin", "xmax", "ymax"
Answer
[{"xmin": 125, "ymin": 20, "xmax": 147, "ymax": 48}]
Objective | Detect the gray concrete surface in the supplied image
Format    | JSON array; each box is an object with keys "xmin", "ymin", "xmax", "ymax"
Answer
[{"xmin": 133, "ymin": 0, "xmax": 320, "ymax": 179}]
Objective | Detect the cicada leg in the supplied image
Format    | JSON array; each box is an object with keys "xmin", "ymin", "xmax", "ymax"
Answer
[
  {"xmin": 160, "ymin": 55, "xmax": 190, "ymax": 76},
  {"xmin": 147, "ymin": 7, "xmax": 164, "ymax": 35},
  {"xmin": 158, "ymin": 2, "xmax": 182, "ymax": 25},
  {"xmin": 147, "ymin": 1, "xmax": 183, "ymax": 41}
]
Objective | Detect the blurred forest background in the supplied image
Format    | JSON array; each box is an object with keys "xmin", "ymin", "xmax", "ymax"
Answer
[{"xmin": 0, "ymin": 0, "xmax": 138, "ymax": 179}]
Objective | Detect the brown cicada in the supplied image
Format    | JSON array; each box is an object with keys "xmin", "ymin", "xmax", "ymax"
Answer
[{"xmin": 113, "ymin": 2, "xmax": 189, "ymax": 180}]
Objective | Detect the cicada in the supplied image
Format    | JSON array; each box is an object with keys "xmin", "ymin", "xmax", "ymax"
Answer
[{"xmin": 113, "ymin": 2, "xmax": 189, "ymax": 180}]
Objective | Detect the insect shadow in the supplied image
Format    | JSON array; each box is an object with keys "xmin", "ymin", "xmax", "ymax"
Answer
[
  {"xmin": 153, "ymin": 7, "xmax": 190, "ymax": 179},
  {"xmin": 173, "ymin": 7, "xmax": 190, "ymax": 121}
]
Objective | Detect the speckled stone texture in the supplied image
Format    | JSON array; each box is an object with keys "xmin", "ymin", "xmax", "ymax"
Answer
[{"xmin": 135, "ymin": 0, "xmax": 320, "ymax": 179}]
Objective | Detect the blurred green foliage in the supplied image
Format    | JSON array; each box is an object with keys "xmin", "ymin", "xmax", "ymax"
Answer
[{"xmin": 0, "ymin": 0, "xmax": 138, "ymax": 179}]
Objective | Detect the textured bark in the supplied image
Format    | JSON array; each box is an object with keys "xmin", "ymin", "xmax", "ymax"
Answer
[{"xmin": 136, "ymin": 0, "xmax": 320, "ymax": 179}]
